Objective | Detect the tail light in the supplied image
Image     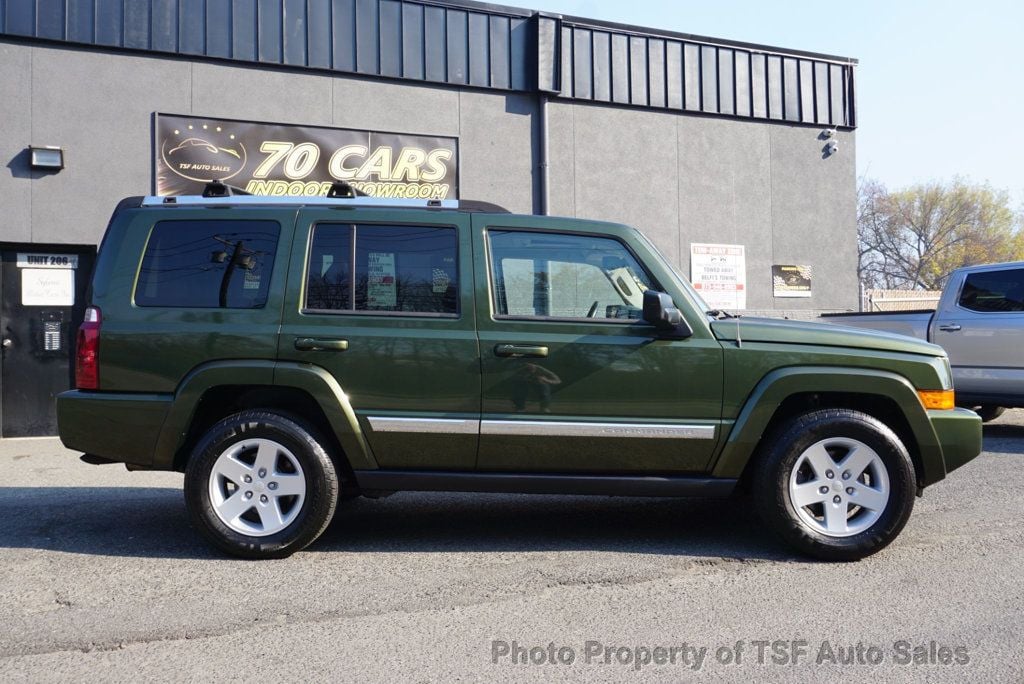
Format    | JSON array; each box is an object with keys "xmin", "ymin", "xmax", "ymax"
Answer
[{"xmin": 75, "ymin": 306, "xmax": 101, "ymax": 390}]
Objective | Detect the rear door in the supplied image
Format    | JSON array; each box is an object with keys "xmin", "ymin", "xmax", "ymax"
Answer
[
  {"xmin": 937, "ymin": 266, "xmax": 1024, "ymax": 401},
  {"xmin": 472, "ymin": 217, "xmax": 725, "ymax": 474},
  {"xmin": 278, "ymin": 208, "xmax": 480, "ymax": 470}
]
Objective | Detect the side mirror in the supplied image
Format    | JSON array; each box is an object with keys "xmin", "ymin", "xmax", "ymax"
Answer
[{"xmin": 642, "ymin": 291, "xmax": 693, "ymax": 339}]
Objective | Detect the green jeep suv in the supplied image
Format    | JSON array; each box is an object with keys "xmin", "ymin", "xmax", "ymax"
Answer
[{"xmin": 57, "ymin": 185, "xmax": 983, "ymax": 561}]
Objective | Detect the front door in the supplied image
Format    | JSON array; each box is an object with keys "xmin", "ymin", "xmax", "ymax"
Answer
[
  {"xmin": 473, "ymin": 219, "xmax": 725, "ymax": 474},
  {"xmin": 0, "ymin": 247, "xmax": 95, "ymax": 436},
  {"xmin": 278, "ymin": 209, "xmax": 480, "ymax": 470}
]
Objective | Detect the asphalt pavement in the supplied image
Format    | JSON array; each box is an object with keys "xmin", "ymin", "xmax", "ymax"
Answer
[{"xmin": 1, "ymin": 412, "xmax": 1022, "ymax": 682}]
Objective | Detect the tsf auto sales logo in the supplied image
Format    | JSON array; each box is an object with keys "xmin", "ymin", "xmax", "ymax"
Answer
[{"xmin": 161, "ymin": 121, "xmax": 247, "ymax": 183}]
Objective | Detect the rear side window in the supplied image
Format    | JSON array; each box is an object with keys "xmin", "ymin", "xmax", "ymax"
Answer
[
  {"xmin": 305, "ymin": 224, "xmax": 458, "ymax": 316},
  {"xmin": 135, "ymin": 220, "xmax": 280, "ymax": 308},
  {"xmin": 958, "ymin": 269, "xmax": 1024, "ymax": 312}
]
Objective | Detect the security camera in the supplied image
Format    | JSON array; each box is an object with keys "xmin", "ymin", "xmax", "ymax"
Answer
[
  {"xmin": 822, "ymin": 128, "xmax": 836, "ymax": 139},
  {"xmin": 825, "ymin": 141, "xmax": 839, "ymax": 155}
]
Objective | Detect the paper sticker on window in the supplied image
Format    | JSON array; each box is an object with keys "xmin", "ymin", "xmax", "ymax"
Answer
[
  {"xmin": 367, "ymin": 252, "xmax": 397, "ymax": 308},
  {"xmin": 432, "ymin": 268, "xmax": 451, "ymax": 293},
  {"xmin": 321, "ymin": 254, "xmax": 334, "ymax": 277},
  {"xmin": 243, "ymin": 268, "xmax": 261, "ymax": 290}
]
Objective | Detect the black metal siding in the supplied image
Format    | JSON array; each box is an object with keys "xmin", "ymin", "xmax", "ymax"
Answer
[
  {"xmin": 547, "ymin": 15, "xmax": 855, "ymax": 127},
  {"xmin": 0, "ymin": 0, "xmax": 856, "ymax": 127}
]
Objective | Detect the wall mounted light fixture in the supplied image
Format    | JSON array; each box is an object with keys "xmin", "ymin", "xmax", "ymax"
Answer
[{"xmin": 29, "ymin": 146, "xmax": 65, "ymax": 170}]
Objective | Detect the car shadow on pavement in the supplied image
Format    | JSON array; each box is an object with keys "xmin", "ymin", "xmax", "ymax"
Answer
[
  {"xmin": 0, "ymin": 486, "xmax": 792, "ymax": 562},
  {"xmin": 315, "ymin": 492, "xmax": 790, "ymax": 561},
  {"xmin": 982, "ymin": 423, "xmax": 1024, "ymax": 454}
]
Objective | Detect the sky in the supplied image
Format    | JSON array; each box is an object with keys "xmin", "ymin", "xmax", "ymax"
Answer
[{"xmin": 525, "ymin": 0, "xmax": 1024, "ymax": 206}]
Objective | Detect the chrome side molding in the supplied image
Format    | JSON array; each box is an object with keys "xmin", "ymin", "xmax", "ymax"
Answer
[
  {"xmin": 366, "ymin": 416, "xmax": 715, "ymax": 440},
  {"xmin": 480, "ymin": 420, "xmax": 716, "ymax": 439}
]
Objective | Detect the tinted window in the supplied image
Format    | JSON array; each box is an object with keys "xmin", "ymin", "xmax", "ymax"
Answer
[
  {"xmin": 488, "ymin": 230, "xmax": 656, "ymax": 320},
  {"xmin": 959, "ymin": 269, "xmax": 1024, "ymax": 312},
  {"xmin": 136, "ymin": 220, "xmax": 279, "ymax": 308},
  {"xmin": 305, "ymin": 225, "xmax": 352, "ymax": 311},
  {"xmin": 305, "ymin": 224, "xmax": 458, "ymax": 315}
]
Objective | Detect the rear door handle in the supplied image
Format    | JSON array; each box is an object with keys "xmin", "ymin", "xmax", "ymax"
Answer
[
  {"xmin": 938, "ymin": 324, "xmax": 962, "ymax": 332},
  {"xmin": 295, "ymin": 337, "xmax": 349, "ymax": 352},
  {"xmin": 494, "ymin": 344, "xmax": 549, "ymax": 358}
]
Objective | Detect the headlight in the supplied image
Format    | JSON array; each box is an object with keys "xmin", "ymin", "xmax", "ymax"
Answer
[{"xmin": 938, "ymin": 356, "xmax": 954, "ymax": 390}]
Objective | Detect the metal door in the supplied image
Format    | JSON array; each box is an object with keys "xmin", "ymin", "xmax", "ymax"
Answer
[{"xmin": 0, "ymin": 248, "xmax": 95, "ymax": 437}]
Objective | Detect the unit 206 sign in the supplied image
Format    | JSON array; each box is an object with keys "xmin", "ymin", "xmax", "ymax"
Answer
[{"xmin": 156, "ymin": 114, "xmax": 459, "ymax": 200}]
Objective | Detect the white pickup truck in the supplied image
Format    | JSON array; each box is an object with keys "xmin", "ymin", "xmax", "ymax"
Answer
[{"xmin": 823, "ymin": 261, "xmax": 1024, "ymax": 421}]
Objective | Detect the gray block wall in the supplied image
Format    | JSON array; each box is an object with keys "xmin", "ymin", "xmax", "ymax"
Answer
[{"xmin": 0, "ymin": 40, "xmax": 857, "ymax": 312}]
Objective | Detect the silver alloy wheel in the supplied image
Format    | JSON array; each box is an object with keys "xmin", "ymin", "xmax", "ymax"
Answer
[
  {"xmin": 208, "ymin": 438, "xmax": 306, "ymax": 537},
  {"xmin": 787, "ymin": 437, "xmax": 890, "ymax": 538}
]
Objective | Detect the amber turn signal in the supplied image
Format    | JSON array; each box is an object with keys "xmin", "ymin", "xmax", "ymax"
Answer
[{"xmin": 918, "ymin": 389, "xmax": 955, "ymax": 410}]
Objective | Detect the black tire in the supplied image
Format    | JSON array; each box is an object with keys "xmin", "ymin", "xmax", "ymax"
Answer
[
  {"xmin": 752, "ymin": 409, "xmax": 916, "ymax": 561},
  {"xmin": 974, "ymin": 405, "xmax": 1006, "ymax": 423},
  {"xmin": 184, "ymin": 410, "xmax": 339, "ymax": 559}
]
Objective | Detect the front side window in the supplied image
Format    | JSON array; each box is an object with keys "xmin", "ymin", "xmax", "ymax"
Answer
[
  {"xmin": 305, "ymin": 224, "xmax": 458, "ymax": 315},
  {"xmin": 488, "ymin": 230, "xmax": 656, "ymax": 320},
  {"xmin": 959, "ymin": 269, "xmax": 1024, "ymax": 312},
  {"xmin": 135, "ymin": 220, "xmax": 280, "ymax": 308}
]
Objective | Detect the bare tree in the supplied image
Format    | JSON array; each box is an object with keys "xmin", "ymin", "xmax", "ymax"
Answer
[{"xmin": 858, "ymin": 178, "xmax": 1023, "ymax": 290}]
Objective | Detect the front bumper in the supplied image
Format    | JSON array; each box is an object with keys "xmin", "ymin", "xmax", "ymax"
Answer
[{"xmin": 928, "ymin": 407, "xmax": 983, "ymax": 478}]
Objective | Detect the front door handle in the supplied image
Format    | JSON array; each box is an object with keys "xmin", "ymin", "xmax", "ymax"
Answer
[
  {"xmin": 938, "ymin": 324, "xmax": 962, "ymax": 332},
  {"xmin": 295, "ymin": 337, "xmax": 349, "ymax": 352},
  {"xmin": 494, "ymin": 343, "xmax": 549, "ymax": 358}
]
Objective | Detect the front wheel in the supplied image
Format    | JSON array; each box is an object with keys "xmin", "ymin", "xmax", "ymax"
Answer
[
  {"xmin": 184, "ymin": 410, "xmax": 339, "ymax": 559},
  {"xmin": 752, "ymin": 409, "xmax": 916, "ymax": 561}
]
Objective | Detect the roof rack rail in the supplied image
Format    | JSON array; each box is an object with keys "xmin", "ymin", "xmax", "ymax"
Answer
[
  {"xmin": 202, "ymin": 180, "xmax": 250, "ymax": 197},
  {"xmin": 141, "ymin": 192, "xmax": 511, "ymax": 214}
]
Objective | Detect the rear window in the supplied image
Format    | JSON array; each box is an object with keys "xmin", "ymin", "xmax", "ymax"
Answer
[
  {"xmin": 305, "ymin": 224, "xmax": 458, "ymax": 316},
  {"xmin": 135, "ymin": 220, "xmax": 280, "ymax": 308},
  {"xmin": 958, "ymin": 269, "xmax": 1024, "ymax": 313}
]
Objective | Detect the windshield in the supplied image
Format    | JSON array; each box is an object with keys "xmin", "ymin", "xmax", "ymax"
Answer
[{"xmin": 633, "ymin": 231, "xmax": 712, "ymax": 314}]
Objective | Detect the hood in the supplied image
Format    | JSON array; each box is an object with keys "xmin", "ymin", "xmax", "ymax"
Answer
[{"xmin": 710, "ymin": 317, "xmax": 945, "ymax": 356}]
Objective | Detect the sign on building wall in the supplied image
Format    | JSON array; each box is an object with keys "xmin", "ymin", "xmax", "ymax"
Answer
[
  {"xmin": 155, "ymin": 114, "xmax": 458, "ymax": 199},
  {"xmin": 772, "ymin": 265, "xmax": 813, "ymax": 298},
  {"xmin": 690, "ymin": 243, "xmax": 746, "ymax": 310}
]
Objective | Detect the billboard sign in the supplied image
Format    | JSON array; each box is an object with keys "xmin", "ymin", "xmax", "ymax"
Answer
[{"xmin": 155, "ymin": 114, "xmax": 458, "ymax": 199}]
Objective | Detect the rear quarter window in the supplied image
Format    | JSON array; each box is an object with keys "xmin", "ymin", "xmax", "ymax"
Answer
[{"xmin": 135, "ymin": 220, "xmax": 280, "ymax": 308}]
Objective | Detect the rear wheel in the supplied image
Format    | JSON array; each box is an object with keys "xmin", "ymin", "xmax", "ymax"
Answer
[
  {"xmin": 753, "ymin": 409, "xmax": 916, "ymax": 561},
  {"xmin": 184, "ymin": 410, "xmax": 339, "ymax": 559}
]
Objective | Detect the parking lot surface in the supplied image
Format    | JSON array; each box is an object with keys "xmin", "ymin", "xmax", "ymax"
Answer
[{"xmin": 2, "ymin": 413, "xmax": 1023, "ymax": 682}]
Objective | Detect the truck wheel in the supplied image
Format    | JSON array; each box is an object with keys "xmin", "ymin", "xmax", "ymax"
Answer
[
  {"xmin": 752, "ymin": 409, "xmax": 916, "ymax": 561},
  {"xmin": 184, "ymin": 410, "xmax": 339, "ymax": 559},
  {"xmin": 974, "ymin": 405, "xmax": 1005, "ymax": 423}
]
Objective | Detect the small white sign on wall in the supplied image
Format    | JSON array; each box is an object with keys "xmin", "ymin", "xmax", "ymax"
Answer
[
  {"xmin": 22, "ymin": 268, "xmax": 75, "ymax": 306},
  {"xmin": 690, "ymin": 243, "xmax": 747, "ymax": 310}
]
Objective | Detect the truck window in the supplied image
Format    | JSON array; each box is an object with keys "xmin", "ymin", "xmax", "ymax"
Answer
[
  {"xmin": 958, "ymin": 269, "xmax": 1024, "ymax": 313},
  {"xmin": 135, "ymin": 220, "xmax": 280, "ymax": 308},
  {"xmin": 305, "ymin": 224, "xmax": 458, "ymax": 315},
  {"xmin": 488, "ymin": 230, "xmax": 655, "ymax": 320}
]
